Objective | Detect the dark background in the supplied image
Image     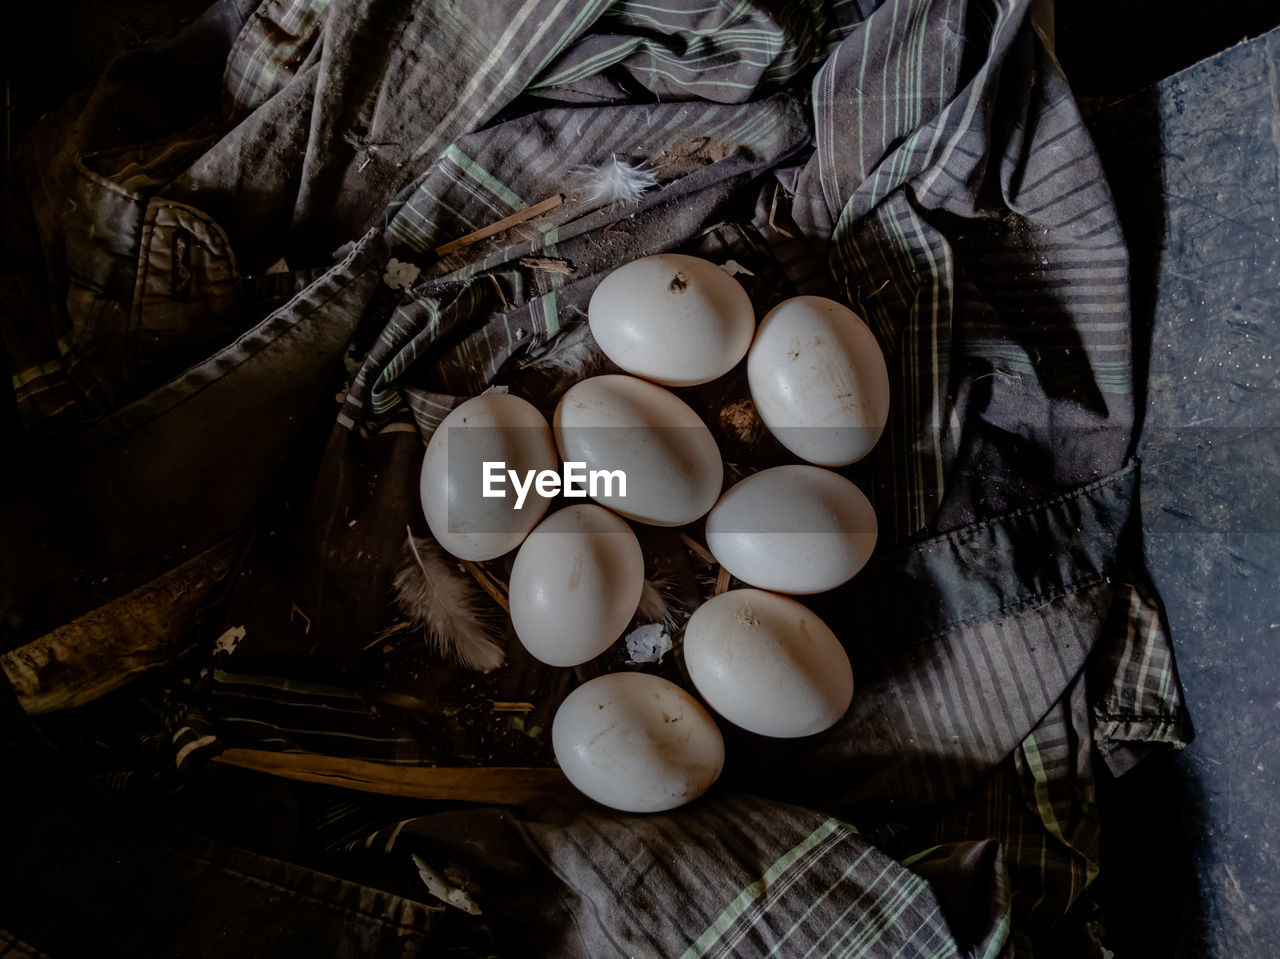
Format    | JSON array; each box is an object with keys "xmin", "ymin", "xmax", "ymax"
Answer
[{"xmin": 4, "ymin": 1, "xmax": 1280, "ymax": 956}]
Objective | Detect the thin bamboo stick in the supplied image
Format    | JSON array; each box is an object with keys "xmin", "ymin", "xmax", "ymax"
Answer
[
  {"xmin": 434, "ymin": 194, "xmax": 564, "ymax": 257},
  {"xmin": 459, "ymin": 560, "xmax": 510, "ymax": 613},
  {"xmin": 214, "ymin": 749, "xmax": 567, "ymax": 804}
]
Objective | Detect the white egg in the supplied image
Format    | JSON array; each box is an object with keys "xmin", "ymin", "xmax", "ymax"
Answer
[
  {"xmin": 552, "ymin": 672, "xmax": 724, "ymax": 812},
  {"xmin": 553, "ymin": 374, "xmax": 723, "ymax": 527},
  {"xmin": 683, "ymin": 589, "xmax": 854, "ymax": 738},
  {"xmin": 747, "ymin": 295, "xmax": 890, "ymax": 466},
  {"xmin": 508, "ymin": 505, "xmax": 645, "ymax": 667},
  {"xmin": 705, "ymin": 465, "xmax": 877, "ymax": 594},
  {"xmin": 419, "ymin": 392, "xmax": 559, "ymax": 561},
  {"xmin": 588, "ymin": 254, "xmax": 755, "ymax": 386}
]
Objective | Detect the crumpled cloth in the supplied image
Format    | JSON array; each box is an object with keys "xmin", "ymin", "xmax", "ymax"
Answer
[{"xmin": 0, "ymin": 0, "xmax": 1191, "ymax": 956}]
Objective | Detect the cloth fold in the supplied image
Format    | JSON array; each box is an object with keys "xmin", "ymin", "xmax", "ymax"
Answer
[{"xmin": 0, "ymin": 0, "xmax": 1192, "ymax": 956}]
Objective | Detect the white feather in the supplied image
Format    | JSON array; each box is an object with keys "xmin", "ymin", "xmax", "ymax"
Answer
[
  {"xmin": 389, "ymin": 530, "xmax": 506, "ymax": 673},
  {"xmin": 575, "ymin": 155, "xmax": 658, "ymax": 207},
  {"xmin": 637, "ymin": 575, "xmax": 677, "ymax": 628}
]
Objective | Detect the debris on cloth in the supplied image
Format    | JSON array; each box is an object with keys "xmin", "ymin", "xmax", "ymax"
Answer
[
  {"xmin": 412, "ymin": 855, "xmax": 483, "ymax": 915},
  {"xmin": 383, "ymin": 258, "xmax": 421, "ymax": 290},
  {"xmin": 213, "ymin": 626, "xmax": 246, "ymax": 657},
  {"xmin": 625, "ymin": 623, "xmax": 672, "ymax": 664}
]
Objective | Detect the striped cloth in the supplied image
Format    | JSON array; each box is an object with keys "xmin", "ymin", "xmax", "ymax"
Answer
[
  {"xmin": 347, "ymin": 794, "xmax": 1001, "ymax": 958},
  {"xmin": 0, "ymin": 0, "xmax": 1192, "ymax": 956}
]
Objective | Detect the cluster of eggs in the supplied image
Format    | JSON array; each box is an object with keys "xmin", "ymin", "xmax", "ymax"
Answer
[{"xmin": 419, "ymin": 254, "xmax": 889, "ymax": 813}]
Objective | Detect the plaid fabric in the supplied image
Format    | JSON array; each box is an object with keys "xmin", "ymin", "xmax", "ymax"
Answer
[
  {"xmin": 1088, "ymin": 581, "xmax": 1192, "ymax": 775},
  {"xmin": 346, "ymin": 793, "xmax": 995, "ymax": 958},
  {"xmin": 0, "ymin": 0, "xmax": 1193, "ymax": 956},
  {"xmin": 225, "ymin": 0, "xmax": 330, "ymax": 111},
  {"xmin": 798, "ymin": 0, "xmax": 1136, "ymax": 539},
  {"xmin": 353, "ymin": 95, "xmax": 812, "ymax": 432}
]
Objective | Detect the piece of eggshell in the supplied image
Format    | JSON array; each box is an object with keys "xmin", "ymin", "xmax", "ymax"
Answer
[
  {"xmin": 552, "ymin": 672, "xmax": 725, "ymax": 813},
  {"xmin": 553, "ymin": 374, "xmax": 723, "ymax": 527},
  {"xmin": 705, "ymin": 465, "xmax": 877, "ymax": 595},
  {"xmin": 747, "ymin": 295, "xmax": 890, "ymax": 466},
  {"xmin": 508, "ymin": 504, "xmax": 645, "ymax": 667},
  {"xmin": 420, "ymin": 392, "xmax": 559, "ymax": 561},
  {"xmin": 588, "ymin": 253, "xmax": 755, "ymax": 386},
  {"xmin": 683, "ymin": 589, "xmax": 853, "ymax": 738}
]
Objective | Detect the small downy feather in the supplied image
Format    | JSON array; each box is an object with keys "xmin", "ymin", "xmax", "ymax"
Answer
[
  {"xmin": 389, "ymin": 529, "xmax": 506, "ymax": 673},
  {"xmin": 520, "ymin": 321, "xmax": 607, "ymax": 380},
  {"xmin": 575, "ymin": 155, "xmax": 658, "ymax": 207},
  {"xmin": 637, "ymin": 575, "xmax": 677, "ymax": 629}
]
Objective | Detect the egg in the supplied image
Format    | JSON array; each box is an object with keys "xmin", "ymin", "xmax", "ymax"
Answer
[
  {"xmin": 419, "ymin": 392, "xmax": 559, "ymax": 561},
  {"xmin": 683, "ymin": 589, "xmax": 853, "ymax": 738},
  {"xmin": 588, "ymin": 254, "xmax": 755, "ymax": 386},
  {"xmin": 508, "ymin": 505, "xmax": 645, "ymax": 667},
  {"xmin": 705, "ymin": 465, "xmax": 877, "ymax": 594},
  {"xmin": 552, "ymin": 672, "xmax": 725, "ymax": 812},
  {"xmin": 747, "ymin": 295, "xmax": 890, "ymax": 466},
  {"xmin": 553, "ymin": 374, "xmax": 723, "ymax": 527}
]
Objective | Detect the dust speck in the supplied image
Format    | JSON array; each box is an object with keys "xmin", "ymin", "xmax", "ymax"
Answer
[{"xmin": 719, "ymin": 398, "xmax": 765, "ymax": 444}]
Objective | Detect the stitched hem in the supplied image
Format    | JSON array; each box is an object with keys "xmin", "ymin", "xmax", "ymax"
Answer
[
  {"xmin": 70, "ymin": 226, "xmax": 382, "ymax": 449},
  {"xmin": 852, "ymin": 462, "xmax": 1138, "ymax": 644}
]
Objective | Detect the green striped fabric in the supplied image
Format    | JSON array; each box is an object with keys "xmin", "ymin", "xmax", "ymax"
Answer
[
  {"xmin": 2, "ymin": 0, "xmax": 1192, "ymax": 955},
  {"xmin": 178, "ymin": 0, "xmax": 1186, "ymax": 954}
]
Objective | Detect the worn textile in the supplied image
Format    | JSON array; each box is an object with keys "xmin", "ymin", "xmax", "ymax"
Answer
[
  {"xmin": 0, "ymin": 0, "xmax": 1192, "ymax": 957},
  {"xmin": 0, "ymin": 675, "xmax": 447, "ymax": 959}
]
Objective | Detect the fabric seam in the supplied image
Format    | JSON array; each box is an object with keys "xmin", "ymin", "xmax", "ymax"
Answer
[
  {"xmin": 161, "ymin": 842, "xmax": 438, "ymax": 931},
  {"xmin": 900, "ymin": 572, "xmax": 1110, "ymax": 648},
  {"xmin": 893, "ymin": 462, "xmax": 1135, "ymax": 560},
  {"xmin": 77, "ymin": 230, "xmax": 379, "ymax": 450}
]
